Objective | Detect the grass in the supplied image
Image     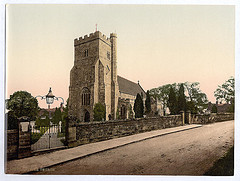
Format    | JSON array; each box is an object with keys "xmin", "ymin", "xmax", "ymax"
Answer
[
  {"xmin": 204, "ymin": 146, "xmax": 234, "ymax": 176},
  {"xmin": 30, "ymin": 127, "xmax": 49, "ymax": 144},
  {"xmin": 57, "ymin": 131, "xmax": 65, "ymax": 138},
  {"xmin": 31, "ymin": 133, "xmax": 43, "ymax": 144}
]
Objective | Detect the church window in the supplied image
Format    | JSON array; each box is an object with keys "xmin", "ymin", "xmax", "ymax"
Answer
[
  {"xmin": 82, "ymin": 87, "xmax": 90, "ymax": 105},
  {"xmin": 107, "ymin": 51, "xmax": 110, "ymax": 60},
  {"xmin": 84, "ymin": 49, "xmax": 89, "ymax": 57}
]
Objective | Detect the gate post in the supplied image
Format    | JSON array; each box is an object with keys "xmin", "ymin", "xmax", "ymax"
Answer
[
  {"xmin": 66, "ymin": 116, "xmax": 77, "ymax": 148},
  {"xmin": 186, "ymin": 111, "xmax": 191, "ymax": 124},
  {"xmin": 18, "ymin": 116, "xmax": 31, "ymax": 158},
  {"xmin": 180, "ymin": 111, "xmax": 185, "ymax": 125}
]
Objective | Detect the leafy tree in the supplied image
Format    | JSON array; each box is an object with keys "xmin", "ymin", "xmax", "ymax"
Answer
[
  {"xmin": 178, "ymin": 84, "xmax": 186, "ymax": 113},
  {"xmin": 149, "ymin": 83, "xmax": 177, "ymax": 115},
  {"xmin": 186, "ymin": 101, "xmax": 198, "ymax": 114},
  {"xmin": 214, "ymin": 77, "xmax": 235, "ymax": 104},
  {"xmin": 52, "ymin": 107, "xmax": 62, "ymax": 124},
  {"xmin": 134, "ymin": 93, "xmax": 144, "ymax": 118},
  {"xmin": 93, "ymin": 103, "xmax": 106, "ymax": 121},
  {"xmin": 168, "ymin": 86, "xmax": 178, "ymax": 115},
  {"xmin": 145, "ymin": 90, "xmax": 151, "ymax": 114},
  {"xmin": 6, "ymin": 91, "xmax": 39, "ymax": 129},
  {"xmin": 178, "ymin": 82, "xmax": 208, "ymax": 114},
  {"xmin": 211, "ymin": 104, "xmax": 218, "ymax": 113},
  {"xmin": 150, "ymin": 82, "xmax": 208, "ymax": 114},
  {"xmin": 61, "ymin": 99, "xmax": 69, "ymax": 133},
  {"xmin": 35, "ymin": 110, "xmax": 50, "ymax": 127}
]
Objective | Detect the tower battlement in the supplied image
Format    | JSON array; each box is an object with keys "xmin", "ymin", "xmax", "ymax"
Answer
[{"xmin": 74, "ymin": 31, "xmax": 111, "ymax": 46}]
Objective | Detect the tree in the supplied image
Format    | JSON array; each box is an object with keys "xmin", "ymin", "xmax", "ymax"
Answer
[
  {"xmin": 35, "ymin": 110, "xmax": 50, "ymax": 127},
  {"xmin": 149, "ymin": 83, "xmax": 177, "ymax": 115},
  {"xmin": 186, "ymin": 101, "xmax": 198, "ymax": 114},
  {"xmin": 168, "ymin": 86, "xmax": 178, "ymax": 115},
  {"xmin": 145, "ymin": 90, "xmax": 151, "ymax": 114},
  {"xmin": 52, "ymin": 107, "xmax": 62, "ymax": 124},
  {"xmin": 178, "ymin": 84, "xmax": 186, "ymax": 113},
  {"xmin": 61, "ymin": 99, "xmax": 69, "ymax": 132},
  {"xmin": 134, "ymin": 93, "xmax": 144, "ymax": 118},
  {"xmin": 150, "ymin": 82, "xmax": 208, "ymax": 114},
  {"xmin": 214, "ymin": 77, "xmax": 235, "ymax": 104},
  {"xmin": 93, "ymin": 103, "xmax": 106, "ymax": 121},
  {"xmin": 183, "ymin": 82, "xmax": 208, "ymax": 113},
  {"xmin": 6, "ymin": 91, "xmax": 39, "ymax": 129}
]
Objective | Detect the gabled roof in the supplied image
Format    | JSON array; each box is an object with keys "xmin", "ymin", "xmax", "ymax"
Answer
[{"xmin": 117, "ymin": 75, "xmax": 146, "ymax": 97}]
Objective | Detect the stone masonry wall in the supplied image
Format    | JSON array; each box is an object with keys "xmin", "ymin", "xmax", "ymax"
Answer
[
  {"xmin": 74, "ymin": 115, "xmax": 182, "ymax": 146},
  {"xmin": 191, "ymin": 113, "xmax": 234, "ymax": 124},
  {"xmin": 7, "ymin": 129, "xmax": 18, "ymax": 160}
]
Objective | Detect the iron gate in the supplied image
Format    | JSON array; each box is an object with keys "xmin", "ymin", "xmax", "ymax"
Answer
[{"xmin": 30, "ymin": 124, "xmax": 65, "ymax": 152}]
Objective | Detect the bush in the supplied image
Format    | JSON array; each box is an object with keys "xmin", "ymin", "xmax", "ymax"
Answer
[
  {"xmin": 93, "ymin": 103, "xmax": 106, "ymax": 121},
  {"xmin": 145, "ymin": 90, "xmax": 151, "ymax": 114},
  {"xmin": 31, "ymin": 133, "xmax": 42, "ymax": 144},
  {"xmin": 30, "ymin": 127, "xmax": 47, "ymax": 144}
]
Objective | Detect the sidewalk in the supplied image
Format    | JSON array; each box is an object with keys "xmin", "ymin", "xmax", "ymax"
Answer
[{"xmin": 6, "ymin": 124, "xmax": 202, "ymax": 174}]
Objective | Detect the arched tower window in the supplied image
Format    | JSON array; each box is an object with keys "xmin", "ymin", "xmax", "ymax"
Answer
[{"xmin": 82, "ymin": 87, "xmax": 90, "ymax": 105}]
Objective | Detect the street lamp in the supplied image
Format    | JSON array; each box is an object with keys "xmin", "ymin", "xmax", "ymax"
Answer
[
  {"xmin": 35, "ymin": 88, "xmax": 65, "ymax": 149},
  {"xmin": 36, "ymin": 87, "xmax": 64, "ymax": 109}
]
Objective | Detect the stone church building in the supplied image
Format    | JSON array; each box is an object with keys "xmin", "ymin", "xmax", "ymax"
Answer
[{"xmin": 68, "ymin": 31, "xmax": 146, "ymax": 122}]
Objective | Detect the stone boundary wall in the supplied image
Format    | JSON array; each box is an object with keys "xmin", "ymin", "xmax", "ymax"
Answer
[
  {"xmin": 191, "ymin": 113, "xmax": 234, "ymax": 124},
  {"xmin": 72, "ymin": 115, "xmax": 183, "ymax": 146},
  {"xmin": 7, "ymin": 129, "xmax": 18, "ymax": 160}
]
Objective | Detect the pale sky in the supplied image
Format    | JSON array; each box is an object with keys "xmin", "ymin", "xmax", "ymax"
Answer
[{"xmin": 6, "ymin": 4, "xmax": 235, "ymax": 108}]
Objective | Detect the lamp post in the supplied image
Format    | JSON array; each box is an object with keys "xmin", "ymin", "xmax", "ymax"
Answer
[
  {"xmin": 35, "ymin": 88, "xmax": 64, "ymax": 149},
  {"xmin": 36, "ymin": 87, "xmax": 64, "ymax": 109}
]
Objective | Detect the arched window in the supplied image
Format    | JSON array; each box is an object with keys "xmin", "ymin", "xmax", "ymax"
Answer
[{"xmin": 82, "ymin": 87, "xmax": 90, "ymax": 105}]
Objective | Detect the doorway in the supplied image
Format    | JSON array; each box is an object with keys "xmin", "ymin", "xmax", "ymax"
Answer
[{"xmin": 84, "ymin": 110, "xmax": 90, "ymax": 122}]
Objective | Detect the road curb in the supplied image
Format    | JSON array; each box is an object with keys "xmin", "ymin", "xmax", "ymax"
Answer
[{"xmin": 24, "ymin": 124, "xmax": 202, "ymax": 174}]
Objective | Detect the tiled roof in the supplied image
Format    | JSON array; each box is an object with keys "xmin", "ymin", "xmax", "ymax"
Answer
[{"xmin": 117, "ymin": 75, "xmax": 146, "ymax": 97}]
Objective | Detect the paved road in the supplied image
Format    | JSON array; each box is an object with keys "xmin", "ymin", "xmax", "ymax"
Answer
[{"xmin": 35, "ymin": 121, "xmax": 234, "ymax": 175}]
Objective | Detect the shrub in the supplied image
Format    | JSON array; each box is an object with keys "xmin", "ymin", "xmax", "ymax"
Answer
[{"xmin": 93, "ymin": 103, "xmax": 106, "ymax": 121}]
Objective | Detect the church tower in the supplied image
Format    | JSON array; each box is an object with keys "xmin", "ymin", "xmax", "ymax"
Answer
[{"xmin": 68, "ymin": 31, "xmax": 115, "ymax": 122}]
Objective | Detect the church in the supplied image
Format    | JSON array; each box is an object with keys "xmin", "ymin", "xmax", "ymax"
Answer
[{"xmin": 68, "ymin": 31, "xmax": 146, "ymax": 122}]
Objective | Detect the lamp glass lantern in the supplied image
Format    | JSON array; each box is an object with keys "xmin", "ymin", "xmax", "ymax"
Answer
[{"xmin": 46, "ymin": 88, "xmax": 55, "ymax": 104}]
